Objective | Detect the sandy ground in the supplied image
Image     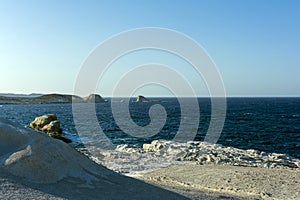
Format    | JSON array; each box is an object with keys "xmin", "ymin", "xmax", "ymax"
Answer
[
  {"xmin": 137, "ymin": 164, "xmax": 300, "ymax": 200},
  {"xmin": 0, "ymin": 168, "xmax": 190, "ymax": 200},
  {"xmin": 2, "ymin": 164, "xmax": 299, "ymax": 200}
]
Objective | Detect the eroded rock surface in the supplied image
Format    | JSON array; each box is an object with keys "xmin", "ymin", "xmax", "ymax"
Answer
[
  {"xmin": 29, "ymin": 114, "xmax": 71, "ymax": 143},
  {"xmin": 141, "ymin": 140, "xmax": 300, "ymax": 168},
  {"xmin": 0, "ymin": 118, "xmax": 187, "ymax": 200},
  {"xmin": 90, "ymin": 140, "xmax": 300, "ymax": 175}
]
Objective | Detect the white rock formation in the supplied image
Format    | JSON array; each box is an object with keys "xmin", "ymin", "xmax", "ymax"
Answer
[
  {"xmin": 0, "ymin": 118, "xmax": 186, "ymax": 199},
  {"xmin": 141, "ymin": 140, "xmax": 300, "ymax": 168},
  {"xmin": 90, "ymin": 140, "xmax": 300, "ymax": 176}
]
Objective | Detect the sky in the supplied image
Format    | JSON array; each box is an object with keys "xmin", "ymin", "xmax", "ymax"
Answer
[{"xmin": 0, "ymin": 0, "xmax": 299, "ymax": 97}]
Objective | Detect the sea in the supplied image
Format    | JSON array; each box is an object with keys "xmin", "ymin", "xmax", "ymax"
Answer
[{"xmin": 0, "ymin": 97, "xmax": 299, "ymax": 159}]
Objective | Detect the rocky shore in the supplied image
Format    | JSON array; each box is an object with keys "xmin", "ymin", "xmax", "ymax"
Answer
[
  {"xmin": 88, "ymin": 140, "xmax": 300, "ymax": 176},
  {"xmin": 87, "ymin": 140, "xmax": 300, "ymax": 199},
  {"xmin": 1, "ymin": 118, "xmax": 299, "ymax": 199}
]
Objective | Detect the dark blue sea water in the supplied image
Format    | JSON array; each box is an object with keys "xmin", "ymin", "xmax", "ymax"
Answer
[{"xmin": 0, "ymin": 98, "xmax": 299, "ymax": 158}]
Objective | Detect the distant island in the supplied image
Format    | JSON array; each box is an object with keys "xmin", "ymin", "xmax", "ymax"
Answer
[
  {"xmin": 0, "ymin": 93, "xmax": 107, "ymax": 104},
  {"xmin": 0, "ymin": 93, "xmax": 43, "ymax": 98}
]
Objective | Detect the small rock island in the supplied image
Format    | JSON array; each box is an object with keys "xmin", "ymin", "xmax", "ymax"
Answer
[
  {"xmin": 84, "ymin": 94, "xmax": 108, "ymax": 103},
  {"xmin": 136, "ymin": 95, "xmax": 159, "ymax": 102}
]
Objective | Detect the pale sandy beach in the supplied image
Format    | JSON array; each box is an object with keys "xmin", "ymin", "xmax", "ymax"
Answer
[
  {"xmin": 2, "ymin": 165, "xmax": 299, "ymax": 200},
  {"xmin": 138, "ymin": 164, "xmax": 300, "ymax": 200}
]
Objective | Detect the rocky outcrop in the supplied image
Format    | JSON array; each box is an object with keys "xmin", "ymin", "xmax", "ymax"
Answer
[
  {"xmin": 95, "ymin": 140, "xmax": 300, "ymax": 174},
  {"xmin": 0, "ymin": 118, "xmax": 186, "ymax": 199},
  {"xmin": 136, "ymin": 95, "xmax": 159, "ymax": 102},
  {"xmin": 29, "ymin": 114, "xmax": 71, "ymax": 143},
  {"xmin": 136, "ymin": 95, "xmax": 150, "ymax": 102},
  {"xmin": 84, "ymin": 94, "xmax": 107, "ymax": 103},
  {"xmin": 141, "ymin": 140, "xmax": 300, "ymax": 168}
]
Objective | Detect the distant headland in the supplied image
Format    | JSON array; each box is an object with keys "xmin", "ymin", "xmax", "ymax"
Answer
[{"xmin": 0, "ymin": 93, "xmax": 107, "ymax": 104}]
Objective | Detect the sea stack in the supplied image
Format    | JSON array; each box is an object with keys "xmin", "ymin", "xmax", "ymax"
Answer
[
  {"xmin": 84, "ymin": 94, "xmax": 107, "ymax": 103},
  {"xmin": 136, "ymin": 95, "xmax": 159, "ymax": 102},
  {"xmin": 136, "ymin": 95, "xmax": 150, "ymax": 102}
]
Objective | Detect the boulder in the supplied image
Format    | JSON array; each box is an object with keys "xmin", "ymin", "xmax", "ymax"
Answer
[
  {"xmin": 41, "ymin": 120, "xmax": 61, "ymax": 134},
  {"xmin": 30, "ymin": 114, "xmax": 57, "ymax": 129},
  {"xmin": 29, "ymin": 114, "xmax": 71, "ymax": 143}
]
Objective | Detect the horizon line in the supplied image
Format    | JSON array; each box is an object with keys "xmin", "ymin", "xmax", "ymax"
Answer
[{"xmin": 1, "ymin": 92, "xmax": 300, "ymax": 98}]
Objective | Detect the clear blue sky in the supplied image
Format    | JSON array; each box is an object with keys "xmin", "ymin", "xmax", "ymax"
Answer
[{"xmin": 0, "ymin": 0, "xmax": 299, "ymax": 97}]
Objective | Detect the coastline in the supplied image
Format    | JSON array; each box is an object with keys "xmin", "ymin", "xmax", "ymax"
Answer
[
  {"xmin": 1, "ymin": 118, "xmax": 299, "ymax": 199},
  {"xmin": 87, "ymin": 140, "xmax": 300, "ymax": 199}
]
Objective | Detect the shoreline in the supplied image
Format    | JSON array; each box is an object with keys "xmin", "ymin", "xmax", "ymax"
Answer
[
  {"xmin": 84, "ymin": 140, "xmax": 300, "ymax": 199},
  {"xmin": 86, "ymin": 140, "xmax": 300, "ymax": 176},
  {"xmin": 1, "ymin": 118, "xmax": 300, "ymax": 199}
]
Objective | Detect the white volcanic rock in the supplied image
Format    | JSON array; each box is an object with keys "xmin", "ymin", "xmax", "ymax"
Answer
[
  {"xmin": 1, "ymin": 118, "xmax": 110, "ymax": 183},
  {"xmin": 91, "ymin": 140, "xmax": 300, "ymax": 176},
  {"xmin": 142, "ymin": 140, "xmax": 300, "ymax": 168},
  {"xmin": 0, "ymin": 118, "xmax": 187, "ymax": 199}
]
